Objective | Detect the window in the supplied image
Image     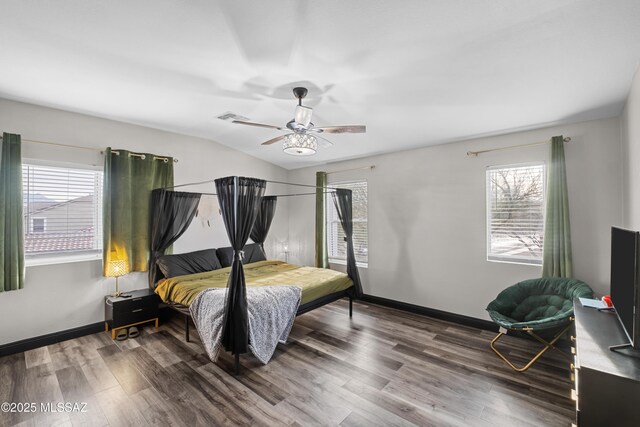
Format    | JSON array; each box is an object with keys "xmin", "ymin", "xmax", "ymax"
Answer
[
  {"xmin": 327, "ymin": 181, "xmax": 368, "ymax": 265},
  {"xmin": 22, "ymin": 163, "xmax": 103, "ymax": 262},
  {"xmin": 31, "ymin": 217, "xmax": 46, "ymax": 233},
  {"xmin": 487, "ymin": 163, "xmax": 545, "ymax": 265}
]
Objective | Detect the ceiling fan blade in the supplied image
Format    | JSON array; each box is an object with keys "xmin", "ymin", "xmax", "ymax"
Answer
[
  {"xmin": 232, "ymin": 120, "xmax": 284, "ymax": 130},
  {"xmin": 316, "ymin": 134, "xmax": 334, "ymax": 148},
  {"xmin": 261, "ymin": 135, "xmax": 286, "ymax": 146},
  {"xmin": 310, "ymin": 125, "xmax": 366, "ymax": 134}
]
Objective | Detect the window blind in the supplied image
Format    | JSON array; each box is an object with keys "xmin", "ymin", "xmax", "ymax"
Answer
[
  {"xmin": 487, "ymin": 164, "xmax": 545, "ymax": 265},
  {"xmin": 22, "ymin": 163, "xmax": 103, "ymax": 256},
  {"xmin": 327, "ymin": 181, "xmax": 368, "ymax": 264}
]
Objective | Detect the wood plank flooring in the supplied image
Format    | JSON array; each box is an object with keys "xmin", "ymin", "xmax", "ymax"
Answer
[{"xmin": 0, "ymin": 300, "xmax": 574, "ymax": 426}]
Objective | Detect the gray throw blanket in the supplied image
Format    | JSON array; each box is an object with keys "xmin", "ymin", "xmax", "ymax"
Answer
[{"xmin": 189, "ymin": 285, "xmax": 302, "ymax": 364}]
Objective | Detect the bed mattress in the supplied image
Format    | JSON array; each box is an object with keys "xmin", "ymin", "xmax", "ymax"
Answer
[{"xmin": 154, "ymin": 259, "xmax": 353, "ymax": 307}]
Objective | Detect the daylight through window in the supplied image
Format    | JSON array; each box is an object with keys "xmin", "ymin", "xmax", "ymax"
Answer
[
  {"xmin": 327, "ymin": 181, "xmax": 368, "ymax": 265},
  {"xmin": 487, "ymin": 164, "xmax": 545, "ymax": 265},
  {"xmin": 22, "ymin": 163, "xmax": 103, "ymax": 258}
]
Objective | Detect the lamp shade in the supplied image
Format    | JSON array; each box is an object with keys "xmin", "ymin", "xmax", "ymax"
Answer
[
  {"xmin": 105, "ymin": 260, "xmax": 129, "ymax": 278},
  {"xmin": 283, "ymin": 133, "xmax": 317, "ymax": 156},
  {"xmin": 294, "ymin": 105, "xmax": 313, "ymax": 127}
]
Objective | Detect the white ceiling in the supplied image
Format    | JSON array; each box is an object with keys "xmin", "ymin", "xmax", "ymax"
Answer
[{"xmin": 1, "ymin": 1, "xmax": 639, "ymax": 169}]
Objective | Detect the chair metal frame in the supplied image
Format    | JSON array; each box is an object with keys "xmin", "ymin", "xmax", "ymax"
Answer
[{"xmin": 489, "ymin": 319, "xmax": 573, "ymax": 372}]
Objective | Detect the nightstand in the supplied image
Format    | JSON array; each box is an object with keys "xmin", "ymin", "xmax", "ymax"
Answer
[{"xmin": 105, "ymin": 288, "xmax": 161, "ymax": 339}]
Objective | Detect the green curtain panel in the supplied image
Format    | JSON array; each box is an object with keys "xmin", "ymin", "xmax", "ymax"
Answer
[
  {"xmin": 315, "ymin": 171, "xmax": 329, "ymax": 268},
  {"xmin": 0, "ymin": 133, "xmax": 25, "ymax": 292},
  {"xmin": 103, "ymin": 148, "xmax": 174, "ymax": 275},
  {"xmin": 542, "ymin": 136, "xmax": 573, "ymax": 278}
]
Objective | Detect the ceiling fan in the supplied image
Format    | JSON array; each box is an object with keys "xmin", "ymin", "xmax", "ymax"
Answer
[{"xmin": 231, "ymin": 87, "xmax": 366, "ymax": 156}]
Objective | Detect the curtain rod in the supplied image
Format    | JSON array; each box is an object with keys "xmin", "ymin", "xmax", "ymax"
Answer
[
  {"xmin": 466, "ymin": 137, "xmax": 571, "ymax": 157},
  {"xmin": 326, "ymin": 165, "xmax": 375, "ymax": 175},
  {"xmin": 0, "ymin": 136, "xmax": 179, "ymax": 162},
  {"xmin": 106, "ymin": 150, "xmax": 178, "ymax": 163},
  {"xmin": 2, "ymin": 136, "xmax": 98, "ymax": 152}
]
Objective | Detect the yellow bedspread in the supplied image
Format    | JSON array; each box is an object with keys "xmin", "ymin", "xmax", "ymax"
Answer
[{"xmin": 154, "ymin": 260, "xmax": 353, "ymax": 307}]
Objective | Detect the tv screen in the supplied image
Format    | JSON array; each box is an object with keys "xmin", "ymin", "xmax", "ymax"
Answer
[{"xmin": 610, "ymin": 227, "xmax": 640, "ymax": 349}]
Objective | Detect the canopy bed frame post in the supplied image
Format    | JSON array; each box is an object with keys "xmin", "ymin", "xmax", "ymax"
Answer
[
  {"xmin": 215, "ymin": 176, "xmax": 267, "ymax": 375},
  {"xmin": 349, "ymin": 296, "xmax": 353, "ymax": 318},
  {"xmin": 185, "ymin": 313, "xmax": 190, "ymax": 342},
  {"xmin": 232, "ymin": 175, "xmax": 242, "ymax": 375}
]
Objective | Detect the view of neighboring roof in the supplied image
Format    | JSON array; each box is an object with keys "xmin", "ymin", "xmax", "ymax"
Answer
[
  {"xmin": 23, "ymin": 194, "xmax": 99, "ymax": 254},
  {"xmin": 24, "ymin": 228, "xmax": 97, "ymax": 254},
  {"xmin": 24, "ymin": 194, "xmax": 94, "ymax": 215}
]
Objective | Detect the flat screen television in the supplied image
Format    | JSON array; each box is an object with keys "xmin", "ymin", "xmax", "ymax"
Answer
[{"xmin": 610, "ymin": 226, "xmax": 640, "ymax": 351}]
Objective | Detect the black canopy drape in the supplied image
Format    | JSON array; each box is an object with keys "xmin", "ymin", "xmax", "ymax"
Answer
[
  {"xmin": 250, "ymin": 196, "xmax": 277, "ymax": 252},
  {"xmin": 331, "ymin": 188, "xmax": 363, "ymax": 297},
  {"xmin": 215, "ymin": 176, "xmax": 266, "ymax": 356},
  {"xmin": 148, "ymin": 189, "xmax": 201, "ymax": 287}
]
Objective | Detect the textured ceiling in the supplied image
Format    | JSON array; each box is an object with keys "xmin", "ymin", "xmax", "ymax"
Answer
[{"xmin": 1, "ymin": 0, "xmax": 639, "ymax": 169}]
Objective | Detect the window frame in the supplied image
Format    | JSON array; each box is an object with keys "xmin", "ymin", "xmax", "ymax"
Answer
[
  {"xmin": 486, "ymin": 162, "xmax": 546, "ymax": 266},
  {"xmin": 22, "ymin": 159, "xmax": 104, "ymax": 267},
  {"xmin": 326, "ymin": 180, "xmax": 369, "ymax": 268}
]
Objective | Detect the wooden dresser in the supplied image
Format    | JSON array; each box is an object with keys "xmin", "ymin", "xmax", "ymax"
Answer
[{"xmin": 572, "ymin": 301, "xmax": 640, "ymax": 426}]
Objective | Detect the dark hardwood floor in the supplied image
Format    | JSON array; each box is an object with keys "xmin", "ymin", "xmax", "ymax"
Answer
[{"xmin": 0, "ymin": 300, "xmax": 574, "ymax": 426}]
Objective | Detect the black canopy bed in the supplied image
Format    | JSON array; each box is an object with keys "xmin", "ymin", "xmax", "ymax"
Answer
[{"xmin": 147, "ymin": 176, "xmax": 363, "ymax": 374}]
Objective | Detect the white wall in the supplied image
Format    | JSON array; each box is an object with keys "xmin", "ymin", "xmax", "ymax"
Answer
[
  {"xmin": 622, "ymin": 65, "xmax": 640, "ymax": 229},
  {"xmin": 288, "ymin": 117, "xmax": 623, "ymax": 320},
  {"xmin": 0, "ymin": 98, "xmax": 289, "ymax": 345},
  {"xmin": 0, "ymin": 93, "xmax": 628, "ymax": 344}
]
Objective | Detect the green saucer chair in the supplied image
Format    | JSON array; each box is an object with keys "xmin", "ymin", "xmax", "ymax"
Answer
[{"xmin": 486, "ymin": 277, "xmax": 593, "ymax": 372}]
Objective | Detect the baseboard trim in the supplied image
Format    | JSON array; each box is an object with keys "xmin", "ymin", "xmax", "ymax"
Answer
[
  {"xmin": 0, "ymin": 298, "xmax": 497, "ymax": 357},
  {"xmin": 360, "ymin": 294, "xmax": 498, "ymax": 332},
  {"xmin": 0, "ymin": 322, "xmax": 104, "ymax": 357}
]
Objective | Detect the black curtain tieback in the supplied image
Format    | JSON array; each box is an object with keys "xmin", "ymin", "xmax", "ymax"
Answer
[{"xmin": 233, "ymin": 250, "xmax": 245, "ymax": 261}]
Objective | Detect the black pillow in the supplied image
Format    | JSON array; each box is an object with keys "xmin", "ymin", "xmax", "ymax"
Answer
[
  {"xmin": 156, "ymin": 249, "xmax": 222, "ymax": 279},
  {"xmin": 216, "ymin": 243, "xmax": 267, "ymax": 267}
]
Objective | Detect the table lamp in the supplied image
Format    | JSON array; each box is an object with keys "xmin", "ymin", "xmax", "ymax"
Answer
[{"xmin": 105, "ymin": 259, "xmax": 129, "ymax": 297}]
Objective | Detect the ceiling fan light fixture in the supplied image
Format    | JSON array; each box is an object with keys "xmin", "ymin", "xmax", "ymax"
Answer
[{"xmin": 282, "ymin": 133, "xmax": 317, "ymax": 156}]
